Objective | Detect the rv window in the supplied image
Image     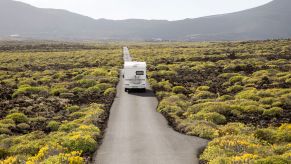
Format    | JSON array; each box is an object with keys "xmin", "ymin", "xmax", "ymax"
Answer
[{"xmin": 136, "ymin": 71, "xmax": 144, "ymax": 75}]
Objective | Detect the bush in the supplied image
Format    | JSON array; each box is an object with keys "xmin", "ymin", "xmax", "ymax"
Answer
[
  {"xmin": 0, "ymin": 148, "xmax": 8, "ymax": 159},
  {"xmin": 239, "ymin": 105, "xmax": 264, "ymax": 114},
  {"xmin": 219, "ymin": 95, "xmax": 233, "ymax": 101},
  {"xmin": 9, "ymin": 140, "xmax": 43, "ymax": 156},
  {"xmin": 66, "ymin": 105, "xmax": 80, "ymax": 113},
  {"xmin": 219, "ymin": 123, "xmax": 253, "ymax": 136},
  {"xmin": 50, "ymin": 87, "xmax": 68, "ymax": 96},
  {"xmin": 69, "ymin": 112, "xmax": 86, "ymax": 119},
  {"xmin": 85, "ymin": 86, "xmax": 101, "ymax": 95},
  {"xmin": 6, "ymin": 113, "xmax": 28, "ymax": 123},
  {"xmin": 255, "ymin": 128, "xmax": 276, "ymax": 144},
  {"xmin": 192, "ymin": 91, "xmax": 216, "ymax": 100},
  {"xmin": 76, "ymin": 79, "xmax": 97, "ymax": 88},
  {"xmin": 255, "ymin": 156, "xmax": 290, "ymax": 164},
  {"xmin": 201, "ymin": 135, "xmax": 262, "ymax": 162},
  {"xmin": 96, "ymin": 83, "xmax": 111, "ymax": 91},
  {"xmin": 172, "ymin": 86, "xmax": 187, "ymax": 94},
  {"xmin": 47, "ymin": 121, "xmax": 60, "ymax": 131},
  {"xmin": 192, "ymin": 112, "xmax": 226, "ymax": 124},
  {"xmin": 59, "ymin": 122, "xmax": 79, "ymax": 132},
  {"xmin": 92, "ymin": 68, "xmax": 108, "ymax": 76},
  {"xmin": 63, "ymin": 132, "xmax": 97, "ymax": 154},
  {"xmin": 259, "ymin": 97, "xmax": 277, "ymax": 105},
  {"xmin": 59, "ymin": 93, "xmax": 75, "ymax": 98},
  {"xmin": 227, "ymin": 85, "xmax": 244, "ymax": 93},
  {"xmin": 277, "ymin": 124, "xmax": 291, "ymax": 142},
  {"xmin": 103, "ymin": 88, "xmax": 116, "ymax": 97},
  {"xmin": 0, "ymin": 156, "xmax": 18, "ymax": 164},
  {"xmin": 235, "ymin": 88, "xmax": 260, "ymax": 101},
  {"xmin": 12, "ymin": 85, "xmax": 49, "ymax": 98},
  {"xmin": 229, "ymin": 75, "xmax": 244, "ymax": 84},
  {"xmin": 186, "ymin": 120, "xmax": 219, "ymax": 139},
  {"xmin": 155, "ymin": 91, "xmax": 173, "ymax": 100},
  {"xmin": 263, "ymin": 107, "xmax": 283, "ymax": 117},
  {"xmin": 196, "ymin": 86, "xmax": 210, "ymax": 91},
  {"xmin": 16, "ymin": 123, "xmax": 30, "ymax": 131},
  {"xmin": 189, "ymin": 102, "xmax": 232, "ymax": 116}
]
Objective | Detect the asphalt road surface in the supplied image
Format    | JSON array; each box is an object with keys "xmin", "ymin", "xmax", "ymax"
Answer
[{"xmin": 93, "ymin": 47, "xmax": 208, "ymax": 164}]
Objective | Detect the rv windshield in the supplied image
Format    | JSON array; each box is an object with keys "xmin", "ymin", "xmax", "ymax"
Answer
[{"xmin": 136, "ymin": 71, "xmax": 144, "ymax": 75}]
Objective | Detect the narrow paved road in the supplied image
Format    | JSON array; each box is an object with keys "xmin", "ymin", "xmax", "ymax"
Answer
[{"xmin": 93, "ymin": 47, "xmax": 208, "ymax": 164}]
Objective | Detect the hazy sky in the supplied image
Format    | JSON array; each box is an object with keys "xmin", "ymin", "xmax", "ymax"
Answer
[{"xmin": 16, "ymin": 0, "xmax": 273, "ymax": 20}]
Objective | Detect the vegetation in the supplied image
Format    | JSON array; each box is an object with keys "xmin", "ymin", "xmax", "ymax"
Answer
[
  {"xmin": 130, "ymin": 39, "xmax": 291, "ymax": 163},
  {"xmin": 0, "ymin": 43, "xmax": 122, "ymax": 163}
]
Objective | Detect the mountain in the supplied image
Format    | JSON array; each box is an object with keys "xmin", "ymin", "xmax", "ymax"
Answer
[{"xmin": 0, "ymin": 0, "xmax": 290, "ymax": 41}]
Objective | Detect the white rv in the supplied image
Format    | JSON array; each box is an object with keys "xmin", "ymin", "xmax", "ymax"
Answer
[{"xmin": 123, "ymin": 62, "xmax": 147, "ymax": 92}]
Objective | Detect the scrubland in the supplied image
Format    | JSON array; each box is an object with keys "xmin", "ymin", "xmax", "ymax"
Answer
[{"xmin": 130, "ymin": 40, "xmax": 291, "ymax": 163}]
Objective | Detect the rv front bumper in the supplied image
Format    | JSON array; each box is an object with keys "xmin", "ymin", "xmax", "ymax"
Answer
[{"xmin": 124, "ymin": 84, "xmax": 146, "ymax": 89}]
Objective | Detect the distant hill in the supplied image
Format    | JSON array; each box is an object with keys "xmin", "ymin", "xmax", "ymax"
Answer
[{"xmin": 0, "ymin": 0, "xmax": 290, "ymax": 41}]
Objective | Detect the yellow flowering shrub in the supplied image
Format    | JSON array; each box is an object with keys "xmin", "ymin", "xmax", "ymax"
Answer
[{"xmin": 0, "ymin": 156, "xmax": 18, "ymax": 164}]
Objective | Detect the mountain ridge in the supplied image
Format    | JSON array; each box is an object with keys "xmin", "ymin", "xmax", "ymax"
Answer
[{"xmin": 1, "ymin": 0, "xmax": 290, "ymax": 41}]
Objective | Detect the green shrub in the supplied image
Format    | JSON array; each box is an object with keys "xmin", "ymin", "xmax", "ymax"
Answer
[
  {"xmin": 235, "ymin": 88, "xmax": 260, "ymax": 101},
  {"xmin": 227, "ymin": 85, "xmax": 244, "ymax": 93},
  {"xmin": 192, "ymin": 112, "xmax": 226, "ymax": 124},
  {"xmin": 192, "ymin": 91, "xmax": 216, "ymax": 100},
  {"xmin": 280, "ymin": 93, "xmax": 291, "ymax": 108},
  {"xmin": 59, "ymin": 122, "xmax": 79, "ymax": 132},
  {"xmin": 156, "ymin": 64, "xmax": 169, "ymax": 70},
  {"xmin": 219, "ymin": 95, "xmax": 233, "ymax": 101},
  {"xmin": 6, "ymin": 113, "xmax": 28, "ymax": 123},
  {"xmin": 63, "ymin": 132, "xmax": 97, "ymax": 154},
  {"xmin": 0, "ymin": 119, "xmax": 16, "ymax": 129},
  {"xmin": 201, "ymin": 135, "xmax": 262, "ymax": 162},
  {"xmin": 239, "ymin": 105, "xmax": 264, "ymax": 114},
  {"xmin": 186, "ymin": 120, "xmax": 219, "ymax": 139},
  {"xmin": 96, "ymin": 83, "xmax": 111, "ymax": 91},
  {"xmin": 50, "ymin": 87, "xmax": 68, "ymax": 96},
  {"xmin": 103, "ymin": 88, "xmax": 116, "ymax": 97},
  {"xmin": 263, "ymin": 107, "xmax": 283, "ymax": 117},
  {"xmin": 219, "ymin": 123, "xmax": 253, "ymax": 136},
  {"xmin": 172, "ymin": 86, "xmax": 187, "ymax": 94},
  {"xmin": 255, "ymin": 156, "xmax": 290, "ymax": 164},
  {"xmin": 66, "ymin": 105, "xmax": 80, "ymax": 113},
  {"xmin": 92, "ymin": 68, "xmax": 108, "ymax": 76},
  {"xmin": 259, "ymin": 97, "xmax": 277, "ymax": 105},
  {"xmin": 59, "ymin": 93, "xmax": 75, "ymax": 98},
  {"xmin": 255, "ymin": 128, "xmax": 276, "ymax": 144},
  {"xmin": 189, "ymin": 102, "xmax": 232, "ymax": 116},
  {"xmin": 85, "ymin": 86, "xmax": 101, "ymax": 95},
  {"xmin": 285, "ymin": 78, "xmax": 291, "ymax": 85},
  {"xmin": 158, "ymin": 105, "xmax": 182, "ymax": 114},
  {"xmin": 0, "ymin": 147, "xmax": 8, "ymax": 159},
  {"xmin": 72, "ymin": 87, "xmax": 86, "ymax": 94},
  {"xmin": 0, "ymin": 128, "xmax": 11, "ymax": 135},
  {"xmin": 76, "ymin": 79, "xmax": 97, "ymax": 88},
  {"xmin": 229, "ymin": 75, "xmax": 244, "ymax": 84},
  {"xmin": 47, "ymin": 121, "xmax": 60, "ymax": 131},
  {"xmin": 9, "ymin": 140, "xmax": 44, "ymax": 156},
  {"xmin": 155, "ymin": 91, "xmax": 173, "ymax": 100},
  {"xmin": 69, "ymin": 112, "xmax": 86, "ymax": 119},
  {"xmin": 12, "ymin": 85, "xmax": 49, "ymax": 98},
  {"xmin": 196, "ymin": 86, "xmax": 210, "ymax": 91},
  {"xmin": 16, "ymin": 123, "xmax": 30, "ymax": 130},
  {"xmin": 277, "ymin": 124, "xmax": 291, "ymax": 142}
]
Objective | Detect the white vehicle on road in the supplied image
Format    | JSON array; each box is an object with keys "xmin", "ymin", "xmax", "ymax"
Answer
[{"xmin": 123, "ymin": 61, "xmax": 146, "ymax": 92}]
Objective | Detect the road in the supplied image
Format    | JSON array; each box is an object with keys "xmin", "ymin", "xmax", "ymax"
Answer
[{"xmin": 93, "ymin": 47, "xmax": 208, "ymax": 164}]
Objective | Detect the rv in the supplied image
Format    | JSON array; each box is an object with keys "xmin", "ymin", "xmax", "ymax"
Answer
[{"xmin": 123, "ymin": 62, "xmax": 147, "ymax": 92}]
